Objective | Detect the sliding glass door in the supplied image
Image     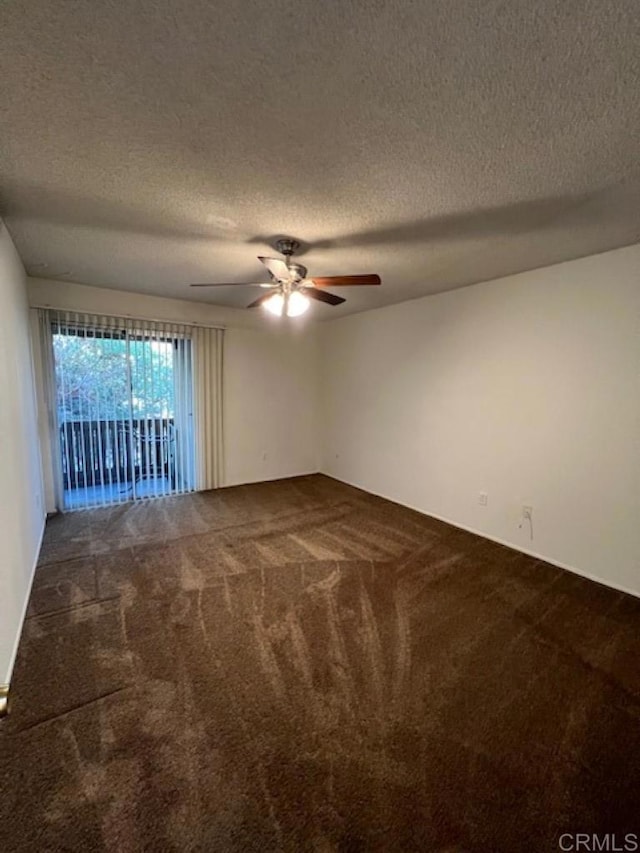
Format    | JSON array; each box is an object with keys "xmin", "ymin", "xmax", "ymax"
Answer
[{"xmin": 51, "ymin": 316, "xmax": 196, "ymax": 510}]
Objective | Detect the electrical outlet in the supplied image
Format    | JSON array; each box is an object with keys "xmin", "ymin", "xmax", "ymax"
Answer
[
  {"xmin": 478, "ymin": 492, "xmax": 488, "ymax": 506},
  {"xmin": 522, "ymin": 505, "xmax": 533, "ymax": 520}
]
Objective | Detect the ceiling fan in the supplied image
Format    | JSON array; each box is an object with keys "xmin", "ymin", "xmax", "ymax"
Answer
[{"xmin": 190, "ymin": 238, "xmax": 381, "ymax": 316}]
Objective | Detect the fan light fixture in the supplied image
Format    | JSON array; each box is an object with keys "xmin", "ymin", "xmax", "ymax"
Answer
[
  {"xmin": 263, "ymin": 290, "xmax": 310, "ymax": 318},
  {"xmin": 264, "ymin": 292, "xmax": 285, "ymax": 316},
  {"xmin": 287, "ymin": 290, "xmax": 310, "ymax": 317}
]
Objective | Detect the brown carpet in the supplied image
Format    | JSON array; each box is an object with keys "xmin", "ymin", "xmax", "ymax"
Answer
[{"xmin": 1, "ymin": 474, "xmax": 639, "ymax": 852}]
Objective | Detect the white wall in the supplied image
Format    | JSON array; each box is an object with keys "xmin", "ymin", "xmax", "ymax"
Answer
[
  {"xmin": 27, "ymin": 277, "xmax": 270, "ymax": 331},
  {"xmin": 320, "ymin": 244, "xmax": 640, "ymax": 596},
  {"xmin": 224, "ymin": 326, "xmax": 318, "ymax": 486},
  {"xmin": 0, "ymin": 223, "xmax": 45, "ymax": 686},
  {"xmin": 27, "ymin": 278, "xmax": 320, "ymax": 508}
]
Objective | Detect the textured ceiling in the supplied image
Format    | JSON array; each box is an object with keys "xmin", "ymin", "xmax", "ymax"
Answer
[{"xmin": 1, "ymin": 0, "xmax": 639, "ymax": 318}]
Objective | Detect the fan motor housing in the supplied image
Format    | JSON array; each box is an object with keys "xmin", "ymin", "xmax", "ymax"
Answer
[{"xmin": 288, "ymin": 262, "xmax": 307, "ymax": 281}]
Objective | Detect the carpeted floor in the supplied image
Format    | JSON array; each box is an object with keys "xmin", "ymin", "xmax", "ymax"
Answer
[{"xmin": 1, "ymin": 474, "xmax": 639, "ymax": 852}]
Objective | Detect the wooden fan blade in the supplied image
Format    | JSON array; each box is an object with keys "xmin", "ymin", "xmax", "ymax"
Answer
[
  {"xmin": 247, "ymin": 292, "xmax": 279, "ymax": 308},
  {"xmin": 301, "ymin": 287, "xmax": 346, "ymax": 306},
  {"xmin": 310, "ymin": 274, "xmax": 381, "ymax": 287},
  {"xmin": 190, "ymin": 282, "xmax": 273, "ymax": 287},
  {"xmin": 258, "ymin": 256, "xmax": 291, "ymax": 282}
]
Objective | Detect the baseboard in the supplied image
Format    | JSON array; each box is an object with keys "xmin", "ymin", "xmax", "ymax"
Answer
[
  {"xmin": 221, "ymin": 470, "xmax": 321, "ymax": 489},
  {"xmin": 322, "ymin": 471, "xmax": 640, "ymax": 601},
  {"xmin": 1, "ymin": 514, "xmax": 46, "ymax": 716}
]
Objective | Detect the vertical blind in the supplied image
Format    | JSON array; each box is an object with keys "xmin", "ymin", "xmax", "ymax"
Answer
[
  {"xmin": 193, "ymin": 324, "xmax": 224, "ymax": 490},
  {"xmin": 38, "ymin": 309, "xmax": 224, "ymax": 510}
]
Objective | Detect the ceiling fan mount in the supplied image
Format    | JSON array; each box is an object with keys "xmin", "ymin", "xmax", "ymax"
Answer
[
  {"xmin": 190, "ymin": 235, "xmax": 381, "ymax": 315},
  {"xmin": 274, "ymin": 237, "xmax": 300, "ymax": 257}
]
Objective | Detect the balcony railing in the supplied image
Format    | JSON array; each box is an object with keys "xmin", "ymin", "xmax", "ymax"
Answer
[{"xmin": 59, "ymin": 417, "xmax": 175, "ymax": 491}]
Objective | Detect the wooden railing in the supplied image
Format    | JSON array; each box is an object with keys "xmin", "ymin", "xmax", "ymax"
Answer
[{"xmin": 59, "ymin": 418, "xmax": 175, "ymax": 490}]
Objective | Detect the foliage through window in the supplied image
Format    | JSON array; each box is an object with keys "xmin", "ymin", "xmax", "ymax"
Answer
[{"xmin": 54, "ymin": 332, "xmax": 175, "ymax": 422}]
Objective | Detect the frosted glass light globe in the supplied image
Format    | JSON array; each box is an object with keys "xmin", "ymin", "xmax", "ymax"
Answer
[{"xmin": 286, "ymin": 291, "xmax": 310, "ymax": 317}]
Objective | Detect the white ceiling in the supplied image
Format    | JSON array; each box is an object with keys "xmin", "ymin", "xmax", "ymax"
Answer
[{"xmin": 1, "ymin": 0, "xmax": 639, "ymax": 318}]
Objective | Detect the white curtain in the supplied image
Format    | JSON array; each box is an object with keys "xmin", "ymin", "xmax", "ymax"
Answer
[{"xmin": 192, "ymin": 325, "xmax": 224, "ymax": 490}]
